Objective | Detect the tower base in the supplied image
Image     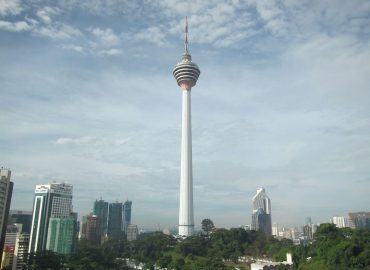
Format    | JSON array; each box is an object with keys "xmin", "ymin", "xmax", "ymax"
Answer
[{"xmin": 178, "ymin": 224, "xmax": 194, "ymax": 237}]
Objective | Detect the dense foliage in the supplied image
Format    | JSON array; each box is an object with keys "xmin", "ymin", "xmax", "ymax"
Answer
[
  {"xmin": 22, "ymin": 223, "xmax": 370, "ymax": 270},
  {"xmin": 27, "ymin": 250, "xmax": 66, "ymax": 270},
  {"xmin": 295, "ymin": 224, "xmax": 370, "ymax": 270}
]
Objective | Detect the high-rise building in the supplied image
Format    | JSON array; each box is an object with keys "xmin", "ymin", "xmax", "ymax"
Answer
[
  {"xmin": 46, "ymin": 217, "xmax": 76, "ymax": 254},
  {"xmin": 290, "ymin": 227, "xmax": 300, "ymax": 241},
  {"xmin": 28, "ymin": 183, "xmax": 73, "ymax": 253},
  {"xmin": 302, "ymin": 217, "xmax": 313, "ymax": 240},
  {"xmin": 107, "ymin": 202, "xmax": 123, "ymax": 238},
  {"xmin": 0, "ymin": 168, "xmax": 14, "ymax": 261},
  {"xmin": 332, "ymin": 216, "xmax": 350, "ymax": 228},
  {"xmin": 12, "ymin": 233, "xmax": 29, "ymax": 270},
  {"xmin": 306, "ymin": 217, "xmax": 312, "ymax": 226},
  {"xmin": 70, "ymin": 211, "xmax": 78, "ymax": 249},
  {"xmin": 1, "ymin": 245, "xmax": 14, "ymax": 270},
  {"xmin": 303, "ymin": 224, "xmax": 313, "ymax": 240},
  {"xmin": 80, "ymin": 214, "xmax": 102, "ymax": 245},
  {"xmin": 0, "ymin": 224, "xmax": 21, "ymax": 269},
  {"xmin": 123, "ymin": 200, "xmax": 132, "ymax": 232},
  {"xmin": 279, "ymin": 227, "xmax": 292, "ymax": 239},
  {"xmin": 173, "ymin": 18, "xmax": 200, "ymax": 237},
  {"xmin": 348, "ymin": 212, "xmax": 370, "ymax": 229},
  {"xmin": 8, "ymin": 211, "xmax": 32, "ymax": 234},
  {"xmin": 126, "ymin": 224, "xmax": 138, "ymax": 241},
  {"xmin": 252, "ymin": 208, "xmax": 271, "ymax": 236},
  {"xmin": 252, "ymin": 188, "xmax": 271, "ymax": 215},
  {"xmin": 251, "ymin": 188, "xmax": 272, "ymax": 236},
  {"xmin": 272, "ymin": 223, "xmax": 279, "ymax": 237},
  {"xmin": 93, "ymin": 199, "xmax": 108, "ymax": 237}
]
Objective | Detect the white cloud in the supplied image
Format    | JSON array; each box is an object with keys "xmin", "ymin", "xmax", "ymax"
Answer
[
  {"xmin": 97, "ymin": 48, "xmax": 122, "ymax": 56},
  {"xmin": 61, "ymin": 44, "xmax": 84, "ymax": 52},
  {"xmin": 186, "ymin": 11, "xmax": 255, "ymax": 47},
  {"xmin": 214, "ymin": 29, "xmax": 254, "ymax": 47},
  {"xmin": 35, "ymin": 23, "xmax": 81, "ymax": 40},
  {"xmin": 156, "ymin": 1, "xmax": 257, "ymax": 48},
  {"xmin": 0, "ymin": 20, "xmax": 32, "ymax": 32},
  {"xmin": 90, "ymin": 27, "xmax": 120, "ymax": 47},
  {"xmin": 36, "ymin": 7, "xmax": 60, "ymax": 24},
  {"xmin": 61, "ymin": 0, "xmax": 257, "ymax": 48},
  {"xmin": 254, "ymin": 0, "xmax": 282, "ymax": 20},
  {"xmin": 134, "ymin": 26, "xmax": 168, "ymax": 47},
  {"xmin": 87, "ymin": 27, "xmax": 122, "ymax": 56},
  {"xmin": 25, "ymin": 17, "xmax": 39, "ymax": 26},
  {"xmin": 0, "ymin": 0, "xmax": 22, "ymax": 16},
  {"xmin": 155, "ymin": 0, "xmax": 213, "ymax": 16},
  {"xmin": 58, "ymin": 0, "xmax": 154, "ymax": 19},
  {"xmin": 254, "ymin": 0, "xmax": 289, "ymax": 36},
  {"xmin": 55, "ymin": 136, "xmax": 94, "ymax": 145},
  {"xmin": 44, "ymin": 0, "xmax": 370, "ymax": 50},
  {"xmin": 115, "ymin": 138, "xmax": 130, "ymax": 146}
]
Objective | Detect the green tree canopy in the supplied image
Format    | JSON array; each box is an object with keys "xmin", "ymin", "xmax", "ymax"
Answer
[{"xmin": 201, "ymin": 218, "xmax": 215, "ymax": 235}]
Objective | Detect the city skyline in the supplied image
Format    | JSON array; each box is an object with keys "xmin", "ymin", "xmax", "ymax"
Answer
[{"xmin": 1, "ymin": 0, "xmax": 370, "ymax": 229}]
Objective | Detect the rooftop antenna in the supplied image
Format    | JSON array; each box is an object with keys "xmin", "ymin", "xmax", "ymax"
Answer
[{"xmin": 185, "ymin": 16, "xmax": 189, "ymax": 54}]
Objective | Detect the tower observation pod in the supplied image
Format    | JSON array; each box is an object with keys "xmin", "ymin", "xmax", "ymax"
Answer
[{"xmin": 173, "ymin": 17, "xmax": 200, "ymax": 237}]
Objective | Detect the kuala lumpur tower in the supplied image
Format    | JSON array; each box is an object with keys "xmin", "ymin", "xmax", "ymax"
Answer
[{"xmin": 173, "ymin": 18, "xmax": 200, "ymax": 237}]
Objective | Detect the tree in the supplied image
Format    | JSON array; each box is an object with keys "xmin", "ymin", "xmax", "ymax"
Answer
[
  {"xmin": 176, "ymin": 235, "xmax": 208, "ymax": 257},
  {"xmin": 27, "ymin": 251, "xmax": 64, "ymax": 270},
  {"xmin": 171, "ymin": 258, "xmax": 185, "ymax": 270},
  {"xmin": 202, "ymin": 218, "xmax": 215, "ymax": 236},
  {"xmin": 130, "ymin": 232, "xmax": 176, "ymax": 264},
  {"xmin": 67, "ymin": 238, "xmax": 119, "ymax": 269},
  {"xmin": 157, "ymin": 254, "xmax": 172, "ymax": 268}
]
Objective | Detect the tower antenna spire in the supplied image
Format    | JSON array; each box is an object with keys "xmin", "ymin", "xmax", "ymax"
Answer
[{"xmin": 185, "ymin": 16, "xmax": 189, "ymax": 54}]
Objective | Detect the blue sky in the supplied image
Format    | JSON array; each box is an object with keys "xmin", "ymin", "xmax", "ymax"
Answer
[{"xmin": 1, "ymin": 0, "xmax": 370, "ymax": 230}]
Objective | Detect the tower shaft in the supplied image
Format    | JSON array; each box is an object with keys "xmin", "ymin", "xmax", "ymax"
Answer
[
  {"xmin": 179, "ymin": 89, "xmax": 194, "ymax": 236},
  {"xmin": 173, "ymin": 18, "xmax": 200, "ymax": 237}
]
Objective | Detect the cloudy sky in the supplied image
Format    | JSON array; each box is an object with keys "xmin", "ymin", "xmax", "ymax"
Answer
[{"xmin": 1, "ymin": 0, "xmax": 370, "ymax": 230}]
